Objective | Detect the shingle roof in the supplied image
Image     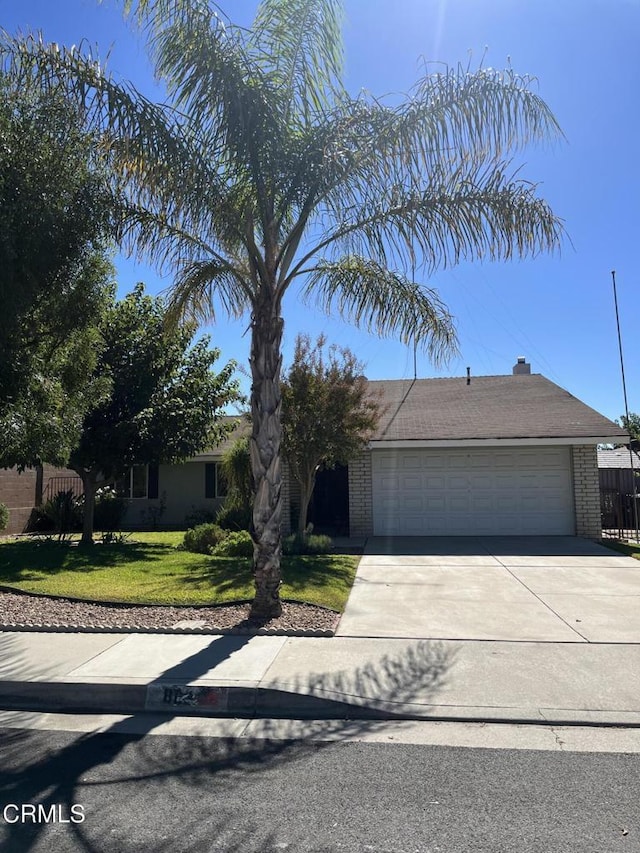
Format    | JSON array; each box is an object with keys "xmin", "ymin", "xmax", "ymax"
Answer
[
  {"xmin": 192, "ymin": 414, "xmax": 250, "ymax": 459},
  {"xmin": 598, "ymin": 448, "xmax": 640, "ymax": 469},
  {"xmin": 368, "ymin": 374, "xmax": 627, "ymax": 442}
]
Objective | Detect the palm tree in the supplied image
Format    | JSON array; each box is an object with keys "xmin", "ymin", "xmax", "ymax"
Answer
[{"xmin": 1, "ymin": 0, "xmax": 564, "ymax": 619}]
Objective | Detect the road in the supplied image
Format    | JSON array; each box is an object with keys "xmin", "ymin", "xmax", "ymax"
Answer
[{"xmin": 0, "ymin": 714, "xmax": 638, "ymax": 853}]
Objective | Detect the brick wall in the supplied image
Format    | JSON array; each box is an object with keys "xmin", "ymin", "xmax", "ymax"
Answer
[
  {"xmin": 348, "ymin": 451, "xmax": 373, "ymax": 536},
  {"xmin": 572, "ymin": 445, "xmax": 602, "ymax": 538},
  {"xmin": 0, "ymin": 465, "xmax": 80, "ymax": 535}
]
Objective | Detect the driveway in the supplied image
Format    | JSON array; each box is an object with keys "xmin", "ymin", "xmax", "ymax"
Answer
[{"xmin": 336, "ymin": 536, "xmax": 640, "ymax": 642}]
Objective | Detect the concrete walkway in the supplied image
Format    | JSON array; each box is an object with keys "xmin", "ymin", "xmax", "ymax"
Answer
[{"xmin": 0, "ymin": 537, "xmax": 639, "ymax": 726}]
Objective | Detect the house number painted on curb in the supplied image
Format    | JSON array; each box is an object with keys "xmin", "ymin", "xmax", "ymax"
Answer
[{"xmin": 145, "ymin": 684, "xmax": 229, "ymax": 711}]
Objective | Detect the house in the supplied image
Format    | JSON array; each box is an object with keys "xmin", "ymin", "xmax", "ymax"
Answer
[
  {"xmin": 1, "ymin": 359, "xmax": 627, "ymax": 539},
  {"xmin": 348, "ymin": 360, "xmax": 626, "ymax": 538},
  {"xmin": 598, "ymin": 447, "xmax": 640, "ymax": 533},
  {"xmin": 122, "ymin": 358, "xmax": 627, "ymax": 539}
]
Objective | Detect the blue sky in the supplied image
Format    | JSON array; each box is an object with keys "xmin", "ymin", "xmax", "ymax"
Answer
[{"xmin": 3, "ymin": 0, "xmax": 639, "ymax": 421}]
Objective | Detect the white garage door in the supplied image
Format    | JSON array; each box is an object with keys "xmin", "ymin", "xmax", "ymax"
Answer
[{"xmin": 372, "ymin": 447, "xmax": 575, "ymax": 536}]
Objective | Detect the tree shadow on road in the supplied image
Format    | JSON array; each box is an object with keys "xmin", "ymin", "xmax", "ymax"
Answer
[{"xmin": 0, "ymin": 632, "xmax": 456, "ymax": 852}]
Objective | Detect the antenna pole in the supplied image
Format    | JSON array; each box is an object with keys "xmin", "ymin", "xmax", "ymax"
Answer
[
  {"xmin": 612, "ymin": 270, "xmax": 639, "ymax": 542},
  {"xmin": 412, "ymin": 259, "xmax": 417, "ymax": 379}
]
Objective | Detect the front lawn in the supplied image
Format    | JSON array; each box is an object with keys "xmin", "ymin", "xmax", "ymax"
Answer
[{"xmin": 0, "ymin": 532, "xmax": 359, "ymax": 612}]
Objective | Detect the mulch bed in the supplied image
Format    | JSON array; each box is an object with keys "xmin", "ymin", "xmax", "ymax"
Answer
[{"xmin": 0, "ymin": 590, "xmax": 339, "ymax": 636}]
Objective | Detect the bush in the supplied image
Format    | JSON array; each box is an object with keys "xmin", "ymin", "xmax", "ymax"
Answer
[
  {"xmin": 26, "ymin": 505, "xmax": 55, "ymax": 533},
  {"xmin": 216, "ymin": 503, "xmax": 252, "ymax": 531},
  {"xmin": 94, "ymin": 488, "xmax": 129, "ymax": 532},
  {"xmin": 0, "ymin": 502, "xmax": 8, "ymax": 533},
  {"xmin": 211, "ymin": 530, "xmax": 254, "ymax": 557},
  {"xmin": 183, "ymin": 523, "xmax": 228, "ymax": 554},
  {"xmin": 183, "ymin": 506, "xmax": 216, "ymax": 528},
  {"xmin": 283, "ymin": 533, "xmax": 333, "ymax": 555},
  {"xmin": 41, "ymin": 490, "xmax": 83, "ymax": 538}
]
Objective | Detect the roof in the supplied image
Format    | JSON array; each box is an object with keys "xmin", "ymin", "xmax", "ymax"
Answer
[
  {"xmin": 368, "ymin": 374, "xmax": 627, "ymax": 443},
  {"xmin": 192, "ymin": 415, "xmax": 250, "ymax": 460},
  {"xmin": 598, "ymin": 448, "xmax": 640, "ymax": 469}
]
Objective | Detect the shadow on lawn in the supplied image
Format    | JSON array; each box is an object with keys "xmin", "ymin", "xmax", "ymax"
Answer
[
  {"xmin": 176, "ymin": 557, "xmax": 253, "ymax": 598},
  {"xmin": 0, "ymin": 540, "xmax": 171, "ymax": 582},
  {"xmin": 177, "ymin": 554, "xmax": 357, "ymax": 608}
]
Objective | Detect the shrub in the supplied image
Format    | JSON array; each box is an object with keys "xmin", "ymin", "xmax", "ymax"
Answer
[
  {"xmin": 184, "ymin": 506, "xmax": 216, "ymax": 528},
  {"xmin": 0, "ymin": 502, "xmax": 8, "ymax": 533},
  {"xmin": 283, "ymin": 533, "xmax": 333, "ymax": 555},
  {"xmin": 42, "ymin": 489, "xmax": 83, "ymax": 538},
  {"xmin": 183, "ymin": 523, "xmax": 227, "ymax": 554},
  {"xmin": 211, "ymin": 530, "xmax": 254, "ymax": 557},
  {"xmin": 26, "ymin": 505, "xmax": 55, "ymax": 533},
  {"xmin": 216, "ymin": 503, "xmax": 252, "ymax": 531},
  {"xmin": 94, "ymin": 488, "xmax": 129, "ymax": 532}
]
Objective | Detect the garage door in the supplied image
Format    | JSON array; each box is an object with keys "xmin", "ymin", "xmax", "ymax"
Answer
[{"xmin": 372, "ymin": 447, "xmax": 575, "ymax": 536}]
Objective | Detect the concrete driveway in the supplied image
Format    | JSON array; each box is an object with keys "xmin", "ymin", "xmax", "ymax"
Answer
[{"xmin": 336, "ymin": 536, "xmax": 640, "ymax": 643}]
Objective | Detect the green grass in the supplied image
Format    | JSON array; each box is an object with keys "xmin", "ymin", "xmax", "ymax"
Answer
[
  {"xmin": 601, "ymin": 539, "xmax": 640, "ymax": 560},
  {"xmin": 0, "ymin": 531, "xmax": 358, "ymax": 611}
]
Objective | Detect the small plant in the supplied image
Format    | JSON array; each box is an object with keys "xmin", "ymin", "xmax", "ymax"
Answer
[
  {"xmin": 216, "ymin": 503, "xmax": 252, "ymax": 531},
  {"xmin": 94, "ymin": 487, "xmax": 129, "ymax": 532},
  {"xmin": 100, "ymin": 530, "xmax": 131, "ymax": 545},
  {"xmin": 211, "ymin": 530, "xmax": 254, "ymax": 558},
  {"xmin": 183, "ymin": 523, "xmax": 228, "ymax": 554},
  {"xmin": 140, "ymin": 491, "xmax": 167, "ymax": 529},
  {"xmin": 283, "ymin": 533, "xmax": 333, "ymax": 555},
  {"xmin": 0, "ymin": 502, "xmax": 8, "ymax": 533},
  {"xmin": 42, "ymin": 489, "xmax": 83, "ymax": 541}
]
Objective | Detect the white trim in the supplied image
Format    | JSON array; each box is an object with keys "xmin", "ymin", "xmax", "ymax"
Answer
[{"xmin": 369, "ymin": 436, "xmax": 623, "ymax": 449}]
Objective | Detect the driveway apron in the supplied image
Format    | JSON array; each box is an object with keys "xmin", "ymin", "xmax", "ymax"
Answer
[{"xmin": 336, "ymin": 536, "xmax": 640, "ymax": 642}]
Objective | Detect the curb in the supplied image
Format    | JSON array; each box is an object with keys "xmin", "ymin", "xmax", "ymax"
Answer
[
  {"xmin": 0, "ymin": 681, "xmax": 384, "ymax": 720},
  {"xmin": 0, "ymin": 622, "xmax": 336, "ymax": 637},
  {"xmin": 1, "ymin": 681, "xmax": 640, "ymax": 728}
]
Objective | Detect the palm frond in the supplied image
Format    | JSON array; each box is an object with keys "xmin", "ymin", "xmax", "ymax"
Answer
[
  {"xmin": 165, "ymin": 258, "xmax": 251, "ymax": 328},
  {"xmin": 252, "ymin": 0, "xmax": 344, "ymax": 118},
  {"xmin": 293, "ymin": 161, "xmax": 563, "ymax": 279},
  {"xmin": 298, "ymin": 67, "xmax": 563, "ymax": 220},
  {"xmin": 303, "ymin": 256, "xmax": 458, "ymax": 364}
]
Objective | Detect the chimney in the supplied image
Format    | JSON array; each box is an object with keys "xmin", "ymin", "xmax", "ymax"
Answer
[{"xmin": 513, "ymin": 356, "xmax": 531, "ymax": 375}]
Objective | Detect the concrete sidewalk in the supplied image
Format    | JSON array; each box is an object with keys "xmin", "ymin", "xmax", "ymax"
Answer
[
  {"xmin": 1, "ymin": 536, "xmax": 639, "ymax": 726},
  {"xmin": 1, "ymin": 629, "xmax": 640, "ymax": 726}
]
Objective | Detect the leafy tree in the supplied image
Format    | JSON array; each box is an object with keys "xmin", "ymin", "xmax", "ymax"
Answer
[
  {"xmin": 617, "ymin": 414, "xmax": 640, "ymax": 451},
  {"xmin": 69, "ymin": 284, "xmax": 238, "ymax": 544},
  {"xmin": 282, "ymin": 334, "xmax": 382, "ymax": 535},
  {"xmin": 0, "ymin": 73, "xmax": 118, "ymax": 467},
  {"xmin": 1, "ymin": 0, "xmax": 564, "ymax": 617},
  {"xmin": 219, "ymin": 434, "xmax": 252, "ymax": 512}
]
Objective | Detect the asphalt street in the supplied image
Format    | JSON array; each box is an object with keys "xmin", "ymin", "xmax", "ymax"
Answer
[{"xmin": 0, "ymin": 722, "xmax": 638, "ymax": 853}]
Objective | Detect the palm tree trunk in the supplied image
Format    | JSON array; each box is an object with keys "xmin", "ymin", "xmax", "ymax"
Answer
[{"xmin": 248, "ymin": 293, "xmax": 284, "ymax": 621}]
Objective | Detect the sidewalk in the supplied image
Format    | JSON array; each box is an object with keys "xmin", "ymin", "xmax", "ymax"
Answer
[{"xmin": 2, "ymin": 629, "xmax": 640, "ymax": 726}]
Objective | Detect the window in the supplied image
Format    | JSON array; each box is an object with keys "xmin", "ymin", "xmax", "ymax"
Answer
[
  {"xmin": 116, "ymin": 465, "xmax": 159, "ymax": 500},
  {"xmin": 205, "ymin": 463, "xmax": 228, "ymax": 499}
]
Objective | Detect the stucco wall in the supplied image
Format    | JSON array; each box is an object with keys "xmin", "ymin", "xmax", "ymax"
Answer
[{"xmin": 123, "ymin": 461, "xmax": 224, "ymax": 528}]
